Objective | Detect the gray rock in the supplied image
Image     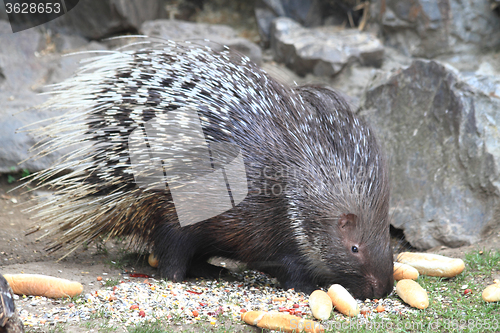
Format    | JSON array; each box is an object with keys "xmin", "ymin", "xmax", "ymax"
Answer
[
  {"xmin": 254, "ymin": 0, "xmax": 323, "ymax": 46},
  {"xmin": 0, "ymin": 22, "xmax": 106, "ymax": 173},
  {"xmin": 2, "ymin": 0, "xmax": 165, "ymax": 38},
  {"xmin": 0, "ymin": 274, "xmax": 24, "ymax": 333},
  {"xmin": 140, "ymin": 19, "xmax": 262, "ymax": 65},
  {"xmin": 0, "ymin": 0, "xmax": 7, "ymax": 22},
  {"xmin": 270, "ymin": 17, "xmax": 384, "ymax": 77},
  {"xmin": 360, "ymin": 59, "xmax": 500, "ymax": 249},
  {"xmin": 37, "ymin": 0, "xmax": 166, "ymax": 39},
  {"xmin": 371, "ymin": 0, "xmax": 500, "ymax": 58},
  {"xmin": 433, "ymin": 50, "xmax": 500, "ymax": 75}
]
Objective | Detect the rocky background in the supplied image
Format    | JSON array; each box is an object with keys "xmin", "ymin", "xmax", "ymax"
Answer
[{"xmin": 1, "ymin": 0, "xmax": 500, "ymax": 251}]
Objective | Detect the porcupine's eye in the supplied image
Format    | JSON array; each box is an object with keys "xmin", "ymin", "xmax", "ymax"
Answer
[{"xmin": 351, "ymin": 245, "xmax": 359, "ymax": 253}]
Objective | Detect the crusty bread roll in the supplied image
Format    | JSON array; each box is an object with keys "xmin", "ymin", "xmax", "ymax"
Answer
[
  {"xmin": 327, "ymin": 284, "xmax": 359, "ymax": 317},
  {"xmin": 4, "ymin": 274, "xmax": 83, "ymax": 298},
  {"xmin": 241, "ymin": 311, "xmax": 324, "ymax": 332},
  {"xmin": 396, "ymin": 252, "xmax": 465, "ymax": 277},
  {"xmin": 309, "ymin": 290, "xmax": 332, "ymax": 320},
  {"xmin": 393, "ymin": 262, "xmax": 419, "ymax": 280},
  {"xmin": 241, "ymin": 310, "xmax": 266, "ymax": 325},
  {"xmin": 396, "ymin": 279, "xmax": 429, "ymax": 309},
  {"xmin": 482, "ymin": 283, "xmax": 500, "ymax": 302}
]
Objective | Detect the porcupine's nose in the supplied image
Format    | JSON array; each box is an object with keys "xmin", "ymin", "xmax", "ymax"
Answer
[{"xmin": 365, "ymin": 272, "xmax": 394, "ymax": 299}]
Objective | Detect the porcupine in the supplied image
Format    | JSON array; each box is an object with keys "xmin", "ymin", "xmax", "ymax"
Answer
[{"xmin": 26, "ymin": 39, "xmax": 393, "ymax": 299}]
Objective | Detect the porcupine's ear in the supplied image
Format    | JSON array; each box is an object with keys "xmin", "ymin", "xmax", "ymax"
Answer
[{"xmin": 337, "ymin": 213, "xmax": 357, "ymax": 231}]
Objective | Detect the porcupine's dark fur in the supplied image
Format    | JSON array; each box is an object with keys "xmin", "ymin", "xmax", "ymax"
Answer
[{"xmin": 26, "ymin": 39, "xmax": 393, "ymax": 299}]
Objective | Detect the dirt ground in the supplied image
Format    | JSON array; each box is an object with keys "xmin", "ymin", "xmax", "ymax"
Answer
[
  {"xmin": 0, "ymin": 179, "xmax": 142, "ymax": 287},
  {"xmin": 1, "ymin": 177, "xmax": 500, "ymax": 331}
]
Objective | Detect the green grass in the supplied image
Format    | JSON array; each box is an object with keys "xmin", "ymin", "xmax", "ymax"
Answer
[
  {"xmin": 25, "ymin": 323, "xmax": 65, "ymax": 333},
  {"xmin": 105, "ymin": 248, "xmax": 148, "ymax": 271},
  {"xmin": 69, "ymin": 294, "xmax": 84, "ymax": 304},
  {"xmin": 127, "ymin": 320, "xmax": 165, "ymax": 333},
  {"xmin": 127, "ymin": 320, "xmax": 254, "ymax": 333},
  {"xmin": 97, "ymin": 320, "xmax": 119, "ymax": 332},
  {"xmin": 89, "ymin": 307, "xmax": 112, "ymax": 320},
  {"xmin": 6, "ymin": 166, "xmax": 30, "ymax": 184},
  {"xmin": 78, "ymin": 319, "xmax": 119, "ymax": 333},
  {"xmin": 103, "ymin": 277, "xmax": 121, "ymax": 287},
  {"xmin": 465, "ymin": 250, "xmax": 500, "ymax": 274},
  {"xmin": 47, "ymin": 323, "xmax": 65, "ymax": 333}
]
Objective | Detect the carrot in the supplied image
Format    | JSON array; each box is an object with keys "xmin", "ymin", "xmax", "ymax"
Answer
[{"xmin": 3, "ymin": 274, "xmax": 83, "ymax": 298}]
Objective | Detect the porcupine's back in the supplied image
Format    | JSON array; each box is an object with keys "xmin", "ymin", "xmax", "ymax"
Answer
[{"xmin": 26, "ymin": 40, "xmax": 310, "ymax": 256}]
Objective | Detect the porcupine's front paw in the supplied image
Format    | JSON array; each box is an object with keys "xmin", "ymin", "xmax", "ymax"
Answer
[
  {"xmin": 249, "ymin": 255, "xmax": 318, "ymax": 294},
  {"xmin": 154, "ymin": 244, "xmax": 193, "ymax": 282},
  {"xmin": 280, "ymin": 268, "xmax": 319, "ymax": 294},
  {"xmin": 157, "ymin": 259, "xmax": 189, "ymax": 282},
  {"xmin": 280, "ymin": 278, "xmax": 317, "ymax": 295}
]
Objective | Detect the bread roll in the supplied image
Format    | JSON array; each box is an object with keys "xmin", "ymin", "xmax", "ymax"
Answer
[
  {"xmin": 393, "ymin": 262, "xmax": 419, "ymax": 280},
  {"xmin": 3, "ymin": 274, "xmax": 83, "ymax": 298},
  {"xmin": 309, "ymin": 290, "xmax": 332, "ymax": 320},
  {"xmin": 241, "ymin": 311, "xmax": 324, "ymax": 332},
  {"xmin": 482, "ymin": 283, "xmax": 500, "ymax": 302},
  {"xmin": 241, "ymin": 310, "xmax": 266, "ymax": 325},
  {"xmin": 396, "ymin": 252, "xmax": 465, "ymax": 277},
  {"xmin": 396, "ymin": 279, "xmax": 429, "ymax": 309},
  {"xmin": 327, "ymin": 284, "xmax": 359, "ymax": 317}
]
